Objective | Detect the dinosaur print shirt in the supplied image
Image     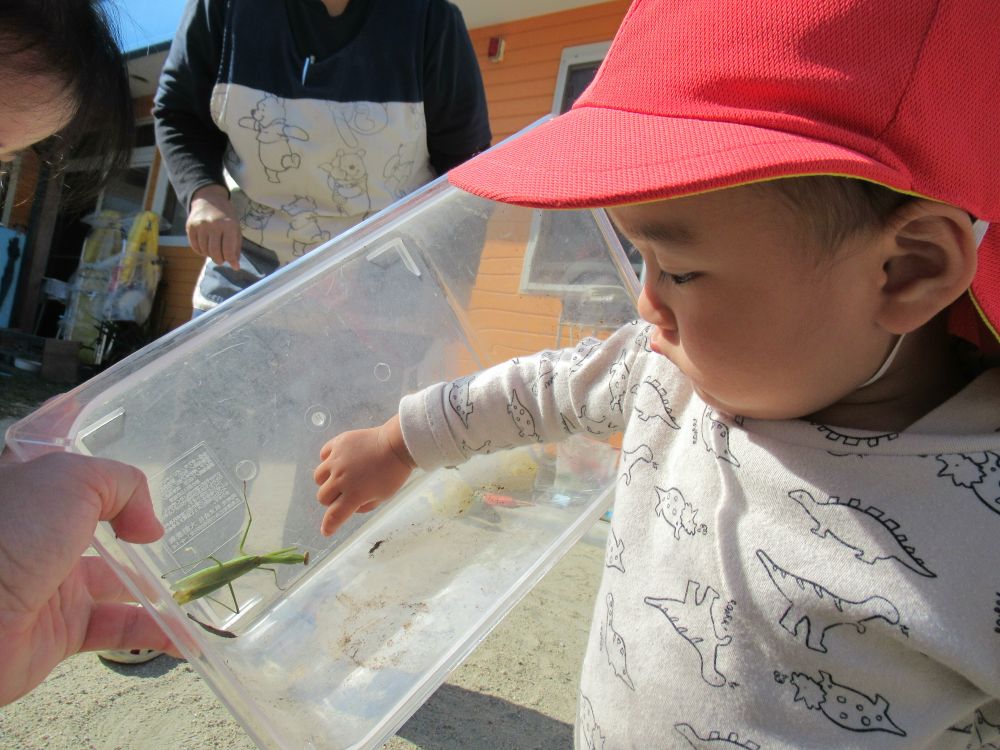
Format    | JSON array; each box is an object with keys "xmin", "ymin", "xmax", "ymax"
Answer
[
  {"xmin": 399, "ymin": 322, "xmax": 1000, "ymax": 750},
  {"xmin": 154, "ymin": 0, "xmax": 490, "ymax": 267}
]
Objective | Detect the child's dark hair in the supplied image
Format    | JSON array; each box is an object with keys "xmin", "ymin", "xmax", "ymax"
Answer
[
  {"xmin": 0, "ymin": 0, "xmax": 133, "ymax": 205},
  {"xmin": 763, "ymin": 176, "xmax": 913, "ymax": 254}
]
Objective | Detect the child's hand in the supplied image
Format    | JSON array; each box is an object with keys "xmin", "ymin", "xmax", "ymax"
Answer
[{"xmin": 314, "ymin": 415, "xmax": 415, "ymax": 536}]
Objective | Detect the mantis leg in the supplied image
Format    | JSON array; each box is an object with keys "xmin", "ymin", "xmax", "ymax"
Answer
[
  {"xmin": 203, "ymin": 581, "xmax": 241, "ymax": 614},
  {"xmin": 258, "ymin": 566, "xmax": 289, "ymax": 592},
  {"xmin": 237, "ymin": 481, "xmax": 253, "ymax": 555}
]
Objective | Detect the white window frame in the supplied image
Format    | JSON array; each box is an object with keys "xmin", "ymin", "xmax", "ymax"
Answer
[
  {"xmin": 520, "ymin": 41, "xmax": 616, "ymax": 297},
  {"xmin": 68, "ymin": 115, "xmax": 188, "ymax": 246},
  {"xmin": 123, "ymin": 117, "xmax": 187, "ymax": 244},
  {"xmin": 93, "ymin": 144, "xmax": 157, "ymax": 215},
  {"xmin": 149, "ymin": 154, "xmax": 190, "ymax": 246},
  {"xmin": 549, "ymin": 41, "xmax": 612, "ymax": 115}
]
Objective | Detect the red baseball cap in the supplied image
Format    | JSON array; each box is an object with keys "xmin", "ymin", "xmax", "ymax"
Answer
[{"xmin": 449, "ymin": 0, "xmax": 999, "ymax": 343}]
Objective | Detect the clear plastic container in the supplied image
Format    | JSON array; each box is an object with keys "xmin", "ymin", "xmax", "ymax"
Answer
[{"xmin": 5, "ymin": 168, "xmax": 639, "ymax": 749}]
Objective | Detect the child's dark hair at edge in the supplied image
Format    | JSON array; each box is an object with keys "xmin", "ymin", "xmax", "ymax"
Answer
[{"xmin": 0, "ymin": 0, "xmax": 133, "ymax": 204}]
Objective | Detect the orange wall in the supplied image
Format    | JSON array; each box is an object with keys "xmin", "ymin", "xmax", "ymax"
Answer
[
  {"xmin": 456, "ymin": 211, "xmax": 564, "ymax": 375},
  {"xmin": 454, "ymin": 1, "xmax": 630, "ymax": 364},
  {"xmin": 469, "ymin": 0, "xmax": 630, "ymax": 142},
  {"xmin": 157, "ymin": 242, "xmax": 204, "ymax": 331}
]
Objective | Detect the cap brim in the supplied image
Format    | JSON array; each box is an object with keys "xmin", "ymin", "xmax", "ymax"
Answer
[{"xmin": 449, "ymin": 107, "xmax": 911, "ymax": 209}]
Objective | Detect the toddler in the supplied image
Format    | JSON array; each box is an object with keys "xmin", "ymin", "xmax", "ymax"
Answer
[{"xmin": 314, "ymin": 0, "xmax": 1000, "ymax": 746}]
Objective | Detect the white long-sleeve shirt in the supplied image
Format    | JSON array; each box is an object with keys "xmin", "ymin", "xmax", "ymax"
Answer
[{"xmin": 400, "ymin": 321, "xmax": 1000, "ymax": 749}]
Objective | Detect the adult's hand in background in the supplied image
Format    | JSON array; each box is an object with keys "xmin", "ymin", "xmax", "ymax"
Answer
[{"xmin": 186, "ymin": 183, "xmax": 242, "ymax": 270}]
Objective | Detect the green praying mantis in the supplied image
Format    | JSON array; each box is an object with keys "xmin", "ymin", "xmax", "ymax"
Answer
[{"xmin": 167, "ymin": 482, "xmax": 309, "ymax": 637}]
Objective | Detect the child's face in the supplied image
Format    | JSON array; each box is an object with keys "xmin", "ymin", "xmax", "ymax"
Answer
[{"xmin": 608, "ymin": 184, "xmax": 893, "ymax": 420}]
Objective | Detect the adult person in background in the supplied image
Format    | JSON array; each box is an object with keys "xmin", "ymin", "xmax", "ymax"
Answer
[
  {"xmin": 0, "ymin": 0, "xmax": 176, "ymax": 704},
  {"xmin": 154, "ymin": 0, "xmax": 492, "ymax": 314}
]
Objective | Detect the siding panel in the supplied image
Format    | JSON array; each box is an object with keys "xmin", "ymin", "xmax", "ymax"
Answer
[{"xmin": 470, "ymin": 0, "xmax": 630, "ymax": 140}]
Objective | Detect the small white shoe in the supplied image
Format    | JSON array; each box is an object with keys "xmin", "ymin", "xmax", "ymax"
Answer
[{"xmin": 97, "ymin": 649, "xmax": 163, "ymax": 665}]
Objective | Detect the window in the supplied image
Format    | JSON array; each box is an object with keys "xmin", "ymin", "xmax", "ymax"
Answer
[
  {"xmin": 521, "ymin": 42, "xmax": 642, "ymax": 298},
  {"xmin": 134, "ymin": 122, "xmax": 157, "ymax": 149},
  {"xmin": 550, "ymin": 42, "xmax": 611, "ymax": 115},
  {"xmin": 153, "ymin": 174, "xmax": 188, "ymax": 240},
  {"xmin": 98, "ymin": 118, "xmax": 188, "ymax": 242},
  {"xmin": 100, "ymin": 164, "xmax": 152, "ymax": 216}
]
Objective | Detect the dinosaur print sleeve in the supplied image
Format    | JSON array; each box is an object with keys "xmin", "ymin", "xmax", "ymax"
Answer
[{"xmin": 398, "ymin": 323, "xmax": 653, "ymax": 471}]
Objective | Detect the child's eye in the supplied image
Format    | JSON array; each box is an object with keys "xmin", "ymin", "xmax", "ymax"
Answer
[{"xmin": 657, "ymin": 270, "xmax": 699, "ymax": 285}]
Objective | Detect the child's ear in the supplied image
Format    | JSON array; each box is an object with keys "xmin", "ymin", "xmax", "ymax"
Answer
[{"xmin": 874, "ymin": 200, "xmax": 977, "ymax": 335}]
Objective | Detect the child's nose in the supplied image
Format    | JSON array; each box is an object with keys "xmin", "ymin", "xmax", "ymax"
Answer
[{"xmin": 637, "ymin": 287, "xmax": 677, "ymax": 331}]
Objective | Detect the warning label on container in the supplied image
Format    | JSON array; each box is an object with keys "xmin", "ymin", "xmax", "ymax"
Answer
[{"xmin": 157, "ymin": 445, "xmax": 243, "ymax": 554}]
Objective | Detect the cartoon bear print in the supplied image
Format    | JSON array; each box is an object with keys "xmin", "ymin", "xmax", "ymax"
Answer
[
  {"xmin": 238, "ymin": 95, "xmax": 309, "ymax": 183},
  {"xmin": 383, "ymin": 143, "xmax": 416, "ymax": 200},
  {"xmin": 330, "ymin": 101, "xmax": 388, "ymax": 148},
  {"xmin": 319, "ymin": 149, "xmax": 371, "ymax": 217},
  {"xmin": 281, "ymin": 196, "xmax": 331, "ymax": 256},
  {"xmin": 241, "ymin": 198, "xmax": 275, "ymax": 245}
]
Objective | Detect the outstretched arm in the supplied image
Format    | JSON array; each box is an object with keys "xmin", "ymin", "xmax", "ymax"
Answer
[
  {"xmin": 314, "ymin": 324, "xmax": 652, "ymax": 536},
  {"xmin": 0, "ymin": 453, "xmax": 177, "ymax": 706},
  {"xmin": 314, "ymin": 414, "xmax": 416, "ymax": 537}
]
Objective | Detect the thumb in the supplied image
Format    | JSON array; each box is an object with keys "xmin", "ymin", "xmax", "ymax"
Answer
[
  {"xmin": 80, "ymin": 602, "xmax": 179, "ymax": 657},
  {"xmin": 57, "ymin": 454, "xmax": 163, "ymax": 543}
]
